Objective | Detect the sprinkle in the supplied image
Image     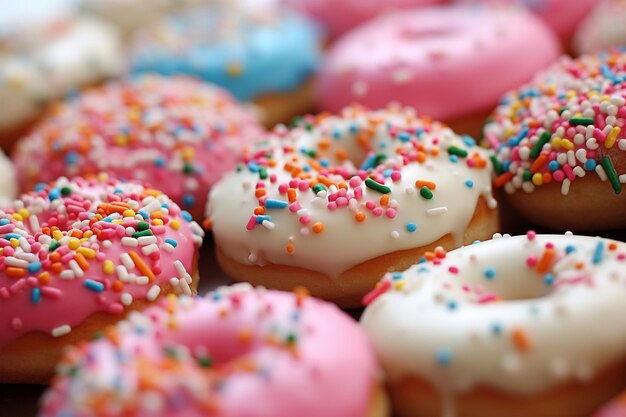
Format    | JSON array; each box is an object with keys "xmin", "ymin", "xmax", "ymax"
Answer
[
  {"xmin": 435, "ymin": 348, "xmax": 453, "ymax": 366},
  {"xmin": 84, "ymin": 279, "xmax": 105, "ymax": 293},
  {"xmin": 146, "ymin": 285, "xmax": 161, "ymax": 301},
  {"xmin": 569, "ymin": 117, "xmax": 595, "ymax": 126},
  {"xmin": 512, "ymin": 327, "xmax": 533, "ymax": 352},
  {"xmin": 51, "ymin": 324, "xmax": 71, "ymax": 337},
  {"xmin": 365, "ymin": 178, "xmax": 391, "ymax": 194},
  {"xmin": 484, "ymin": 267, "xmax": 496, "ymax": 279},
  {"xmin": 31, "ymin": 288, "xmax": 41, "ymax": 304},
  {"xmin": 420, "ymin": 187, "xmax": 433, "ymax": 199},
  {"xmin": 427, "ymin": 207, "xmax": 448, "ymax": 216},
  {"xmin": 601, "ymin": 156, "xmax": 622, "ymax": 194},
  {"xmin": 592, "ymin": 240, "xmax": 604, "ymax": 264},
  {"xmin": 264, "ymin": 199, "xmax": 289, "ymax": 209},
  {"xmin": 362, "ymin": 277, "xmax": 392, "ymax": 306},
  {"xmin": 406, "ymin": 223, "xmax": 417, "ymax": 233},
  {"xmin": 129, "ymin": 251, "xmax": 156, "ymax": 282},
  {"xmin": 447, "ymin": 146, "xmax": 468, "ymax": 158}
]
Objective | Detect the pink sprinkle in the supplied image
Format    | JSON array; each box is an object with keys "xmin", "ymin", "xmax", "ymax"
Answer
[
  {"xmin": 478, "ymin": 293, "xmax": 499, "ymax": 303},
  {"xmin": 362, "ymin": 278, "xmax": 391, "ymax": 306},
  {"xmin": 26, "ymin": 277, "xmax": 38, "ymax": 286},
  {"xmin": 391, "ymin": 171, "xmax": 402, "ymax": 181},
  {"xmin": 278, "ymin": 183, "xmax": 288, "ymax": 193},
  {"xmin": 269, "ymin": 174, "xmax": 277, "ymax": 183},
  {"xmin": 365, "ymin": 200, "xmax": 376, "ymax": 210},
  {"xmin": 349, "ymin": 176, "xmax": 362, "ymax": 187},
  {"xmin": 255, "ymin": 182, "xmax": 265, "ymax": 189},
  {"xmin": 299, "ymin": 215, "xmax": 311, "ymax": 225},
  {"xmin": 108, "ymin": 303, "xmax": 124, "ymax": 314},
  {"xmin": 354, "ymin": 188, "xmax": 363, "ymax": 199},
  {"xmin": 618, "ymin": 253, "xmax": 626, "ymax": 261},
  {"xmin": 553, "ymin": 170, "xmax": 565, "ymax": 182},
  {"xmin": 151, "ymin": 226, "xmax": 166, "ymax": 235},
  {"xmin": 593, "ymin": 128, "xmax": 606, "ymax": 142},
  {"xmin": 336, "ymin": 197, "xmax": 348, "ymax": 207},
  {"xmin": 527, "ymin": 230, "xmax": 536, "ymax": 240},
  {"xmin": 562, "ymin": 164, "xmax": 575, "ymax": 181},
  {"xmin": 298, "ymin": 181, "xmax": 309, "ymax": 191},
  {"xmin": 11, "ymin": 317, "xmax": 22, "ymax": 330},
  {"xmin": 289, "ymin": 202, "xmax": 301, "ymax": 213},
  {"xmin": 10, "ymin": 279, "xmax": 26, "ymax": 294},
  {"xmin": 526, "ymin": 256, "xmax": 538, "ymax": 267},
  {"xmin": 289, "ymin": 179, "xmax": 299, "ymax": 188},
  {"xmin": 327, "ymin": 202, "xmax": 338, "ymax": 210},
  {"xmin": 385, "ymin": 208, "xmax": 397, "ymax": 218},
  {"xmin": 41, "ymin": 287, "xmax": 62, "ymax": 298},
  {"xmin": 246, "ymin": 216, "xmax": 257, "ymax": 230},
  {"xmin": 372, "ymin": 207, "xmax": 383, "ymax": 216},
  {"xmin": 546, "ymin": 243, "xmax": 554, "ymax": 249},
  {"xmin": 3, "ymin": 247, "xmax": 13, "ymax": 256},
  {"xmin": 449, "ymin": 266, "xmax": 459, "ymax": 274},
  {"xmin": 462, "ymin": 284, "xmax": 469, "ymax": 291}
]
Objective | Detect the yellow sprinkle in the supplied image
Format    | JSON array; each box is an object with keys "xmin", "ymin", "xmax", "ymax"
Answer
[
  {"xmin": 550, "ymin": 137, "xmax": 562, "ymax": 149},
  {"xmin": 52, "ymin": 230, "xmax": 63, "ymax": 241},
  {"xmin": 226, "ymin": 61, "xmax": 244, "ymax": 77},
  {"xmin": 77, "ymin": 247, "xmax": 96, "ymax": 259},
  {"xmin": 182, "ymin": 146, "xmax": 195, "ymax": 161},
  {"xmin": 103, "ymin": 260, "xmax": 115, "ymax": 275},
  {"xmin": 113, "ymin": 219, "xmax": 123, "ymax": 224},
  {"xmin": 606, "ymin": 126, "xmax": 621, "ymax": 149},
  {"xmin": 152, "ymin": 219, "xmax": 163, "ymax": 226},
  {"xmin": 115, "ymin": 134, "xmax": 129, "ymax": 146},
  {"xmin": 97, "ymin": 172, "xmax": 109, "ymax": 182},
  {"xmin": 394, "ymin": 281, "xmax": 405, "ymax": 290},
  {"xmin": 10, "ymin": 238, "xmax": 19, "ymax": 248},
  {"xmin": 68, "ymin": 238, "xmax": 81, "ymax": 251},
  {"xmin": 123, "ymin": 209, "xmax": 136, "ymax": 218},
  {"xmin": 95, "ymin": 214, "xmax": 103, "ymax": 220},
  {"xmin": 532, "ymin": 173, "xmax": 543, "ymax": 186},
  {"xmin": 17, "ymin": 209, "xmax": 29, "ymax": 219},
  {"xmin": 560, "ymin": 139, "xmax": 574, "ymax": 150},
  {"xmin": 83, "ymin": 231, "xmax": 93, "ymax": 239},
  {"xmin": 12, "ymin": 213, "xmax": 22, "ymax": 222},
  {"xmin": 170, "ymin": 220, "xmax": 180, "ymax": 230},
  {"xmin": 565, "ymin": 90, "xmax": 577, "ymax": 99}
]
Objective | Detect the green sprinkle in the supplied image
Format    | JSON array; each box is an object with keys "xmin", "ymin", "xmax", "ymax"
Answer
[
  {"xmin": 163, "ymin": 346, "xmax": 179, "ymax": 359},
  {"xmin": 312, "ymin": 183, "xmax": 327, "ymax": 194},
  {"xmin": 198, "ymin": 356, "xmax": 213, "ymax": 368},
  {"xmin": 569, "ymin": 117, "xmax": 595, "ymax": 126},
  {"xmin": 286, "ymin": 333, "xmax": 297, "ymax": 345},
  {"xmin": 60, "ymin": 186, "xmax": 72, "ymax": 196},
  {"xmin": 529, "ymin": 132, "xmax": 552, "ymax": 158},
  {"xmin": 490, "ymin": 155, "xmax": 503, "ymax": 175},
  {"xmin": 183, "ymin": 164, "xmax": 194, "ymax": 174},
  {"xmin": 559, "ymin": 107, "xmax": 567, "ymax": 115},
  {"xmin": 420, "ymin": 186, "xmax": 433, "ymax": 199},
  {"xmin": 305, "ymin": 123, "xmax": 314, "ymax": 132},
  {"xmin": 601, "ymin": 156, "xmax": 622, "ymax": 194},
  {"xmin": 137, "ymin": 221, "xmax": 150, "ymax": 231},
  {"xmin": 373, "ymin": 153, "xmax": 387, "ymax": 166},
  {"xmin": 49, "ymin": 240, "xmax": 60, "ymax": 252},
  {"xmin": 259, "ymin": 167, "xmax": 268, "ymax": 180},
  {"xmin": 132, "ymin": 230, "xmax": 154, "ymax": 238},
  {"xmin": 523, "ymin": 170, "xmax": 532, "ymax": 181},
  {"xmin": 447, "ymin": 146, "xmax": 468, "ymax": 158},
  {"xmin": 365, "ymin": 178, "xmax": 391, "ymax": 194}
]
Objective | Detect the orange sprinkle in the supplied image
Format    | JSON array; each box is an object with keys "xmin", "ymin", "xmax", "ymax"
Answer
[
  {"xmin": 317, "ymin": 137, "xmax": 331, "ymax": 150},
  {"xmin": 575, "ymin": 261, "xmax": 585, "ymax": 270},
  {"xmin": 424, "ymin": 251, "xmax": 436, "ymax": 261},
  {"xmin": 415, "ymin": 180, "xmax": 437, "ymax": 190},
  {"xmin": 355, "ymin": 211, "xmax": 366, "ymax": 222},
  {"xmin": 335, "ymin": 149, "xmax": 347, "ymax": 161},
  {"xmin": 201, "ymin": 218, "xmax": 212, "ymax": 230},
  {"xmin": 309, "ymin": 159, "xmax": 323, "ymax": 172},
  {"xmin": 430, "ymin": 147, "xmax": 440, "ymax": 157},
  {"xmin": 286, "ymin": 242, "xmax": 295, "ymax": 254},
  {"xmin": 494, "ymin": 172, "xmax": 513, "ymax": 188},
  {"xmin": 49, "ymin": 252, "xmax": 61, "ymax": 263},
  {"xmin": 536, "ymin": 248, "xmax": 555, "ymax": 273},
  {"xmin": 238, "ymin": 328, "xmax": 253, "ymax": 344},
  {"xmin": 380, "ymin": 194, "xmax": 389, "ymax": 206},
  {"xmin": 38, "ymin": 271, "xmax": 51, "ymax": 285},
  {"xmin": 74, "ymin": 253, "xmax": 90, "ymax": 270},
  {"xmin": 128, "ymin": 251, "xmax": 156, "ymax": 282},
  {"xmin": 6, "ymin": 267, "xmax": 25, "ymax": 278},
  {"xmin": 142, "ymin": 189, "xmax": 162, "ymax": 198},
  {"xmin": 51, "ymin": 262, "xmax": 63, "ymax": 274},
  {"xmin": 254, "ymin": 188, "xmax": 266, "ymax": 198},
  {"xmin": 287, "ymin": 188, "xmax": 297, "ymax": 202},
  {"xmin": 338, "ymin": 182, "xmax": 348, "ymax": 190},
  {"xmin": 416, "ymin": 152, "xmax": 426, "ymax": 163},
  {"xmin": 150, "ymin": 211, "xmax": 163, "ymax": 219},
  {"xmin": 609, "ymin": 242, "xmax": 618, "ymax": 251},
  {"xmin": 294, "ymin": 286, "xmax": 310, "ymax": 307},
  {"xmin": 253, "ymin": 206, "xmax": 266, "ymax": 215},
  {"xmin": 512, "ymin": 327, "xmax": 533, "ymax": 352},
  {"xmin": 317, "ymin": 175, "xmax": 333, "ymax": 188},
  {"xmin": 312, "ymin": 222, "xmax": 324, "ymax": 234},
  {"xmin": 112, "ymin": 281, "xmax": 124, "ymax": 292},
  {"xmin": 530, "ymin": 154, "xmax": 548, "ymax": 173}
]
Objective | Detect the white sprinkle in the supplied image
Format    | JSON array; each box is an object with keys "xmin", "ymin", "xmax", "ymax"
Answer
[
  {"xmin": 137, "ymin": 236, "xmax": 157, "ymax": 246},
  {"xmin": 619, "ymin": 139, "xmax": 626, "ymax": 151},
  {"xmin": 141, "ymin": 243, "xmax": 159, "ymax": 256},
  {"xmin": 15, "ymin": 252, "xmax": 36, "ymax": 262},
  {"xmin": 102, "ymin": 240, "xmax": 112, "ymax": 248},
  {"xmin": 69, "ymin": 260, "xmax": 84, "ymax": 277},
  {"xmin": 179, "ymin": 277, "xmax": 192, "ymax": 295},
  {"xmin": 190, "ymin": 222, "xmax": 204, "ymax": 237},
  {"xmin": 169, "ymin": 277, "xmax": 179, "ymax": 290},
  {"xmin": 142, "ymin": 198, "xmax": 162, "ymax": 214},
  {"xmin": 566, "ymin": 150, "xmax": 576, "ymax": 167},
  {"xmin": 121, "ymin": 237, "xmax": 138, "ymax": 247},
  {"xmin": 125, "ymin": 227, "xmax": 135, "ymax": 236},
  {"xmin": 146, "ymin": 285, "xmax": 161, "ymax": 301},
  {"xmin": 29, "ymin": 216, "xmax": 40, "ymax": 233},
  {"xmin": 574, "ymin": 148, "xmax": 587, "ymax": 163},
  {"xmin": 595, "ymin": 164, "xmax": 608, "ymax": 181},
  {"xmin": 427, "ymin": 207, "xmax": 448, "ymax": 216},
  {"xmin": 262, "ymin": 220, "xmax": 275, "ymax": 230},
  {"xmin": 163, "ymin": 243, "xmax": 174, "ymax": 253},
  {"xmin": 120, "ymin": 253, "xmax": 134, "ymax": 270},
  {"xmin": 174, "ymin": 260, "xmax": 186, "ymax": 278},
  {"xmin": 390, "ymin": 230, "xmax": 400, "ymax": 239},
  {"xmin": 391, "ymin": 68, "xmax": 413, "ymax": 85},
  {"xmin": 182, "ymin": 272, "xmax": 192, "ymax": 284},
  {"xmin": 51, "ymin": 324, "xmax": 71, "ymax": 337},
  {"xmin": 116, "ymin": 265, "xmax": 129, "ymax": 282},
  {"xmin": 549, "ymin": 358, "xmax": 570, "ymax": 379},
  {"xmin": 5, "ymin": 257, "xmax": 28, "ymax": 268},
  {"xmin": 19, "ymin": 237, "xmax": 30, "ymax": 252},
  {"xmin": 121, "ymin": 292, "xmax": 133, "ymax": 306},
  {"xmin": 573, "ymin": 166, "xmax": 585, "ymax": 178},
  {"xmin": 620, "ymin": 174, "xmax": 626, "ymax": 183},
  {"xmin": 501, "ymin": 353, "xmax": 521, "ymax": 374},
  {"xmin": 560, "ymin": 178, "xmax": 571, "ymax": 195},
  {"xmin": 136, "ymin": 276, "xmax": 149, "ymax": 285},
  {"xmin": 60, "ymin": 270, "xmax": 75, "ymax": 280}
]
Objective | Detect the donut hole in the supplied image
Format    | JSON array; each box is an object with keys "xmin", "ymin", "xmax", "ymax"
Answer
[{"xmin": 477, "ymin": 270, "xmax": 552, "ymax": 301}]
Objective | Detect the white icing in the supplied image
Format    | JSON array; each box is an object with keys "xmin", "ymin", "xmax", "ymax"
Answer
[
  {"xmin": 361, "ymin": 234, "xmax": 626, "ymax": 413},
  {"xmin": 0, "ymin": 15, "xmax": 123, "ymax": 130},
  {"xmin": 0, "ymin": 150, "xmax": 17, "ymax": 202},
  {"xmin": 207, "ymin": 106, "xmax": 496, "ymax": 278}
]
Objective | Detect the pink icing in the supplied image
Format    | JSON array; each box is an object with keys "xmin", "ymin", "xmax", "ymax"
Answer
[
  {"xmin": 283, "ymin": 0, "xmax": 445, "ymax": 37},
  {"xmin": 317, "ymin": 6, "xmax": 561, "ymax": 123},
  {"xmin": 12, "ymin": 75, "xmax": 265, "ymax": 218},
  {"xmin": 38, "ymin": 286, "xmax": 379, "ymax": 417},
  {"xmin": 0, "ymin": 176, "xmax": 204, "ymax": 347}
]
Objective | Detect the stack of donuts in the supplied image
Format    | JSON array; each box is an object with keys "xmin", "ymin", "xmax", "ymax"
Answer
[{"xmin": 4, "ymin": 0, "xmax": 626, "ymax": 416}]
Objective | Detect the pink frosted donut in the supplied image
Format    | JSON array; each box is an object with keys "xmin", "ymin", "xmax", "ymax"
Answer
[
  {"xmin": 0, "ymin": 175, "xmax": 204, "ymax": 383},
  {"xmin": 573, "ymin": 0, "xmax": 626, "ymax": 54},
  {"xmin": 13, "ymin": 75, "xmax": 265, "ymax": 219},
  {"xmin": 39, "ymin": 285, "xmax": 389, "ymax": 417},
  {"xmin": 316, "ymin": 6, "xmax": 561, "ymax": 137},
  {"xmin": 457, "ymin": 0, "xmax": 601, "ymax": 43},
  {"xmin": 283, "ymin": 0, "xmax": 445, "ymax": 38}
]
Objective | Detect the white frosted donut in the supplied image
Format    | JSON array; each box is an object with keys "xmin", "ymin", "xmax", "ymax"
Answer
[
  {"xmin": 361, "ymin": 232, "xmax": 626, "ymax": 417},
  {"xmin": 207, "ymin": 105, "xmax": 498, "ymax": 307},
  {"xmin": 0, "ymin": 13, "xmax": 123, "ymax": 141}
]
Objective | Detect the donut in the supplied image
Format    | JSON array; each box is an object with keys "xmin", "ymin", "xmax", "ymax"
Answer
[
  {"xmin": 360, "ymin": 232, "xmax": 626, "ymax": 417},
  {"xmin": 38, "ymin": 284, "xmax": 389, "ymax": 417},
  {"xmin": 0, "ymin": 8, "xmax": 123, "ymax": 150},
  {"xmin": 573, "ymin": 0, "xmax": 626, "ymax": 54},
  {"xmin": 457, "ymin": 0, "xmax": 601, "ymax": 46},
  {"xmin": 206, "ymin": 105, "xmax": 499, "ymax": 308},
  {"xmin": 283, "ymin": 0, "xmax": 445, "ymax": 38},
  {"xmin": 593, "ymin": 390, "xmax": 626, "ymax": 417},
  {"xmin": 316, "ymin": 5, "xmax": 561, "ymax": 138},
  {"xmin": 129, "ymin": 5, "xmax": 322, "ymax": 128},
  {"xmin": 484, "ymin": 49, "xmax": 626, "ymax": 231},
  {"xmin": 12, "ymin": 75, "xmax": 264, "ymax": 220},
  {"xmin": 0, "ymin": 175, "xmax": 204, "ymax": 383}
]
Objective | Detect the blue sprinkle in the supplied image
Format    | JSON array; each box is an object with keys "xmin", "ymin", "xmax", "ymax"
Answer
[
  {"xmin": 548, "ymin": 160, "xmax": 560, "ymax": 171},
  {"xmin": 137, "ymin": 211, "xmax": 149, "ymax": 219},
  {"xmin": 114, "ymin": 188, "xmax": 124, "ymax": 194},
  {"xmin": 349, "ymin": 123, "xmax": 358, "ymax": 133},
  {"xmin": 360, "ymin": 154, "xmax": 375, "ymax": 170},
  {"xmin": 247, "ymin": 161, "xmax": 260, "ymax": 173},
  {"xmin": 28, "ymin": 261, "xmax": 42, "ymax": 273},
  {"xmin": 465, "ymin": 180, "xmax": 474, "ymax": 188},
  {"xmin": 508, "ymin": 127, "xmax": 529, "ymax": 147},
  {"xmin": 5, "ymin": 233, "xmax": 21, "ymax": 240},
  {"xmin": 383, "ymin": 169, "xmax": 393, "ymax": 178},
  {"xmin": 462, "ymin": 135, "xmax": 476, "ymax": 147},
  {"xmin": 484, "ymin": 267, "xmax": 496, "ymax": 280},
  {"xmin": 182, "ymin": 194, "xmax": 195, "ymax": 208},
  {"xmin": 435, "ymin": 348, "xmax": 453, "ymax": 366},
  {"xmin": 154, "ymin": 157, "xmax": 166, "ymax": 167},
  {"xmin": 449, "ymin": 155, "xmax": 458, "ymax": 163},
  {"xmin": 34, "ymin": 183, "xmax": 46, "ymax": 192},
  {"xmin": 332, "ymin": 129, "xmax": 341, "ymax": 139},
  {"xmin": 265, "ymin": 199, "xmax": 289, "ymax": 209},
  {"xmin": 84, "ymin": 279, "xmax": 105, "ymax": 293},
  {"xmin": 406, "ymin": 223, "xmax": 417, "ymax": 233},
  {"xmin": 492, "ymin": 322, "xmax": 502, "ymax": 335},
  {"xmin": 48, "ymin": 189, "xmax": 61, "ymax": 200},
  {"xmin": 256, "ymin": 215, "xmax": 272, "ymax": 224},
  {"xmin": 565, "ymin": 245, "xmax": 576, "ymax": 254},
  {"xmin": 211, "ymin": 293, "xmax": 222, "ymax": 301},
  {"xmin": 447, "ymin": 300, "xmax": 458, "ymax": 311},
  {"xmin": 181, "ymin": 211, "xmax": 193, "ymax": 222},
  {"xmin": 398, "ymin": 132, "xmax": 411, "ymax": 142},
  {"xmin": 592, "ymin": 241, "xmax": 604, "ymax": 264},
  {"xmin": 584, "ymin": 159, "xmax": 597, "ymax": 171},
  {"xmin": 64, "ymin": 151, "xmax": 77, "ymax": 165},
  {"xmin": 319, "ymin": 158, "xmax": 329, "ymax": 168},
  {"xmin": 302, "ymin": 165, "xmax": 311, "ymax": 172},
  {"xmin": 31, "ymin": 288, "xmax": 41, "ymax": 304},
  {"xmin": 0, "ymin": 219, "xmax": 8, "ymax": 226},
  {"xmin": 544, "ymin": 273, "xmax": 554, "ymax": 285},
  {"xmin": 391, "ymin": 272, "xmax": 403, "ymax": 280},
  {"xmin": 164, "ymin": 238, "xmax": 178, "ymax": 247}
]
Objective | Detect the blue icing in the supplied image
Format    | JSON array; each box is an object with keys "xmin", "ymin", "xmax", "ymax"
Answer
[{"xmin": 130, "ymin": 8, "xmax": 322, "ymax": 101}]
